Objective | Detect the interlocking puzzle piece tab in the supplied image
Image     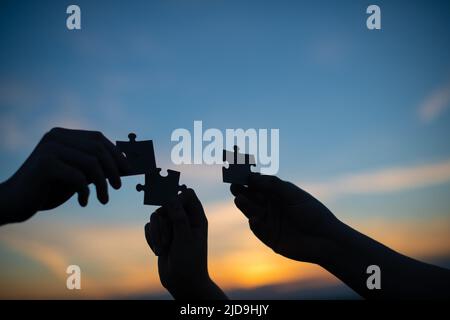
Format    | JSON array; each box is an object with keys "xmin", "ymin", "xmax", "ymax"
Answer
[
  {"xmin": 136, "ymin": 169, "xmax": 187, "ymax": 206},
  {"xmin": 116, "ymin": 133, "xmax": 157, "ymax": 176},
  {"xmin": 222, "ymin": 145, "xmax": 256, "ymax": 185}
]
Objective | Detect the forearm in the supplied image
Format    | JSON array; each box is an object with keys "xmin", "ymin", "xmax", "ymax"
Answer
[
  {"xmin": 200, "ymin": 279, "xmax": 228, "ymax": 300},
  {"xmin": 170, "ymin": 277, "xmax": 228, "ymax": 300},
  {"xmin": 0, "ymin": 179, "xmax": 17, "ymax": 226},
  {"xmin": 321, "ymin": 221, "xmax": 450, "ymax": 299},
  {"xmin": 0, "ymin": 172, "xmax": 39, "ymax": 226}
]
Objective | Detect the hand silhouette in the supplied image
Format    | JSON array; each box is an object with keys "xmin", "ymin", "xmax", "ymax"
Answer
[
  {"xmin": 231, "ymin": 174, "xmax": 450, "ymax": 299},
  {"xmin": 0, "ymin": 127, "xmax": 129, "ymax": 225},
  {"xmin": 230, "ymin": 174, "xmax": 344, "ymax": 265},
  {"xmin": 144, "ymin": 189, "xmax": 227, "ymax": 300}
]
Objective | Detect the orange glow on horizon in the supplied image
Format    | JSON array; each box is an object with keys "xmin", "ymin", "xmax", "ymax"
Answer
[{"xmin": 0, "ymin": 200, "xmax": 449, "ymax": 299}]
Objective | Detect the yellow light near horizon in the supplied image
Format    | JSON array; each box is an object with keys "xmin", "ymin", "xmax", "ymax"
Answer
[{"xmin": 0, "ymin": 200, "xmax": 449, "ymax": 299}]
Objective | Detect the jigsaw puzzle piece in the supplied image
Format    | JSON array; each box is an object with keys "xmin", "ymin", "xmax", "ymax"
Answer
[
  {"xmin": 222, "ymin": 145, "xmax": 256, "ymax": 185},
  {"xmin": 116, "ymin": 133, "xmax": 157, "ymax": 176},
  {"xmin": 136, "ymin": 169, "xmax": 187, "ymax": 206}
]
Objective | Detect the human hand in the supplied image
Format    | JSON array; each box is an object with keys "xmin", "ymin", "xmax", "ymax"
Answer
[
  {"xmin": 232, "ymin": 175, "xmax": 450, "ymax": 300},
  {"xmin": 1, "ymin": 127, "xmax": 129, "ymax": 224},
  {"xmin": 230, "ymin": 174, "xmax": 344, "ymax": 266},
  {"xmin": 144, "ymin": 189, "xmax": 227, "ymax": 300}
]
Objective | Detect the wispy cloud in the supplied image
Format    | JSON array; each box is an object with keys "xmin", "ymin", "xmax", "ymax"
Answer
[
  {"xmin": 0, "ymin": 85, "xmax": 93, "ymax": 152},
  {"xmin": 303, "ymin": 159, "xmax": 450, "ymax": 200},
  {"xmin": 1, "ymin": 197, "xmax": 449, "ymax": 298},
  {"xmin": 0, "ymin": 222, "xmax": 162, "ymax": 299},
  {"xmin": 0, "ymin": 109, "xmax": 92, "ymax": 152},
  {"xmin": 0, "ymin": 236, "xmax": 68, "ymax": 279},
  {"xmin": 418, "ymin": 81, "xmax": 450, "ymax": 123}
]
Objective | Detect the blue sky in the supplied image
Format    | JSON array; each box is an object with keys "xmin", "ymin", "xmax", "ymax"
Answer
[{"xmin": 1, "ymin": 0, "xmax": 450, "ymax": 298}]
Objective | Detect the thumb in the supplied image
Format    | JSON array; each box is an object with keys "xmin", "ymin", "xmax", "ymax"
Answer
[
  {"xmin": 144, "ymin": 222, "xmax": 160, "ymax": 256},
  {"xmin": 249, "ymin": 217, "xmax": 274, "ymax": 250},
  {"xmin": 166, "ymin": 198, "xmax": 192, "ymax": 243},
  {"xmin": 234, "ymin": 194, "xmax": 264, "ymax": 220}
]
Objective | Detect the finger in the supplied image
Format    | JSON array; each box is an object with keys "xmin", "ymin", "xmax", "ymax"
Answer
[
  {"xmin": 230, "ymin": 184, "xmax": 266, "ymax": 204},
  {"xmin": 85, "ymin": 142, "xmax": 122, "ymax": 190},
  {"xmin": 51, "ymin": 142, "xmax": 109, "ymax": 204},
  {"xmin": 234, "ymin": 194, "xmax": 264, "ymax": 220},
  {"xmin": 178, "ymin": 188, "xmax": 207, "ymax": 228},
  {"xmin": 45, "ymin": 127, "xmax": 130, "ymax": 181},
  {"xmin": 166, "ymin": 198, "xmax": 192, "ymax": 242},
  {"xmin": 48, "ymin": 159, "xmax": 90, "ymax": 207},
  {"xmin": 230, "ymin": 184, "xmax": 247, "ymax": 197},
  {"xmin": 97, "ymin": 133, "xmax": 131, "ymax": 176},
  {"xmin": 249, "ymin": 217, "xmax": 273, "ymax": 249},
  {"xmin": 148, "ymin": 213, "xmax": 164, "ymax": 256},
  {"xmin": 77, "ymin": 187, "xmax": 90, "ymax": 207},
  {"xmin": 248, "ymin": 174, "xmax": 300, "ymax": 203},
  {"xmin": 154, "ymin": 209, "xmax": 172, "ymax": 255},
  {"xmin": 159, "ymin": 213, "xmax": 172, "ymax": 250},
  {"xmin": 144, "ymin": 222, "xmax": 158, "ymax": 255}
]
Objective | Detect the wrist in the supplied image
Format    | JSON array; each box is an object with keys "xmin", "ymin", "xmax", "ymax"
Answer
[
  {"xmin": 318, "ymin": 220, "xmax": 352, "ymax": 269},
  {"xmin": 0, "ymin": 176, "xmax": 33, "ymax": 225},
  {"xmin": 195, "ymin": 277, "xmax": 227, "ymax": 300},
  {"xmin": 170, "ymin": 274, "xmax": 226, "ymax": 300}
]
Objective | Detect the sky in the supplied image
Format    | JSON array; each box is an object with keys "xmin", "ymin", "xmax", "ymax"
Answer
[{"xmin": 0, "ymin": 0, "xmax": 450, "ymax": 299}]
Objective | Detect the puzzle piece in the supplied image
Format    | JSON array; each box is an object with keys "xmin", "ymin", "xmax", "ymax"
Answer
[
  {"xmin": 117, "ymin": 133, "xmax": 187, "ymax": 206},
  {"xmin": 136, "ymin": 169, "xmax": 187, "ymax": 206},
  {"xmin": 222, "ymin": 145, "xmax": 256, "ymax": 185},
  {"xmin": 116, "ymin": 133, "xmax": 157, "ymax": 176}
]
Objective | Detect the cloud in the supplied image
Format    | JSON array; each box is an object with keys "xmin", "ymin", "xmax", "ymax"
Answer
[
  {"xmin": 2, "ymin": 196, "xmax": 449, "ymax": 299},
  {"xmin": 418, "ymin": 81, "xmax": 450, "ymax": 123},
  {"xmin": 0, "ymin": 89, "xmax": 93, "ymax": 152},
  {"xmin": 0, "ymin": 108, "xmax": 92, "ymax": 153},
  {"xmin": 0, "ymin": 221, "xmax": 162, "ymax": 299},
  {"xmin": 1, "ymin": 156, "xmax": 450, "ymax": 298},
  {"xmin": 303, "ymin": 159, "xmax": 450, "ymax": 200},
  {"xmin": 0, "ymin": 236, "xmax": 68, "ymax": 279}
]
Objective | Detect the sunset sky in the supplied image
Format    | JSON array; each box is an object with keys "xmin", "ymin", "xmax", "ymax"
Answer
[{"xmin": 1, "ymin": 0, "xmax": 450, "ymax": 299}]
